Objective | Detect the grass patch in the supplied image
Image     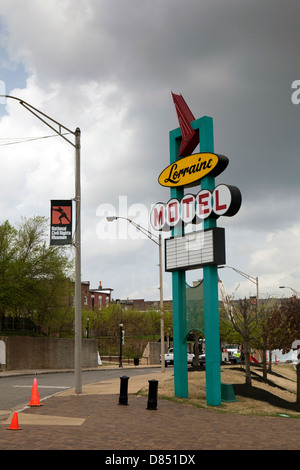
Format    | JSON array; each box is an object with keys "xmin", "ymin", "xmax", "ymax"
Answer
[{"xmin": 139, "ymin": 363, "xmax": 300, "ymax": 418}]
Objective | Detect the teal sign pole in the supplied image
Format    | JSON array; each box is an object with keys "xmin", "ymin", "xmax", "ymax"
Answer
[
  {"xmin": 169, "ymin": 125, "xmax": 188, "ymax": 397},
  {"xmin": 169, "ymin": 116, "xmax": 221, "ymax": 404},
  {"xmin": 198, "ymin": 117, "xmax": 222, "ymax": 406}
]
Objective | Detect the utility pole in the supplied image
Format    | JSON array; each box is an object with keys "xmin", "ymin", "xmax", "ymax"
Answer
[{"xmin": 0, "ymin": 95, "xmax": 82, "ymax": 393}]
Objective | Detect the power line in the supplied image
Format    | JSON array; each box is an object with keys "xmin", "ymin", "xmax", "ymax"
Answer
[{"xmin": 0, "ymin": 132, "xmax": 72, "ymax": 146}]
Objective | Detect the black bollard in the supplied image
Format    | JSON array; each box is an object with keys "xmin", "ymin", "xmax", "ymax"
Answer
[
  {"xmin": 118, "ymin": 375, "xmax": 129, "ymax": 405},
  {"xmin": 147, "ymin": 379, "xmax": 158, "ymax": 410}
]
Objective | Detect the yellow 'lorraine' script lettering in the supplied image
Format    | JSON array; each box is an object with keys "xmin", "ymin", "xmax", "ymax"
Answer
[{"xmin": 158, "ymin": 153, "xmax": 228, "ymax": 188}]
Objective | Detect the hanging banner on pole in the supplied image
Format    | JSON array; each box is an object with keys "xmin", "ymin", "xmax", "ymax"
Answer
[{"xmin": 50, "ymin": 200, "xmax": 72, "ymax": 245}]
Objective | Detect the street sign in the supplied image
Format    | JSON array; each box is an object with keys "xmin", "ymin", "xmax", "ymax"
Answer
[{"xmin": 151, "ymin": 93, "xmax": 242, "ymax": 405}]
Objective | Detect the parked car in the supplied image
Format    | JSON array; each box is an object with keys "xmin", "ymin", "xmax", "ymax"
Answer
[{"xmin": 161, "ymin": 348, "xmax": 195, "ymax": 366}]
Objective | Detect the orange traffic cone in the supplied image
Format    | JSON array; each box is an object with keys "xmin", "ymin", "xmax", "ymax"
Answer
[
  {"xmin": 7, "ymin": 412, "xmax": 21, "ymax": 430},
  {"xmin": 28, "ymin": 378, "xmax": 42, "ymax": 406}
]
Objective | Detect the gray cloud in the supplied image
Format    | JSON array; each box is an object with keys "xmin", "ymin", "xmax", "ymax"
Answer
[{"xmin": 0, "ymin": 0, "xmax": 300, "ymax": 300}]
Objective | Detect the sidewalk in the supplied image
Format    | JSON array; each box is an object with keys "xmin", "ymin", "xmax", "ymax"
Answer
[
  {"xmin": 0, "ymin": 366, "xmax": 299, "ymax": 451},
  {"xmin": 0, "ymin": 364, "xmax": 161, "ymax": 422},
  {"xmin": 0, "ymin": 365, "xmax": 172, "ymax": 425}
]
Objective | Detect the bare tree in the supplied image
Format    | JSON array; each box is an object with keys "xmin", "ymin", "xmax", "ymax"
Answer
[{"xmin": 227, "ymin": 297, "xmax": 262, "ymax": 385}]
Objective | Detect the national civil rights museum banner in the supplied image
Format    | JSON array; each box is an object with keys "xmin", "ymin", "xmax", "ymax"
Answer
[{"xmin": 50, "ymin": 200, "xmax": 73, "ymax": 245}]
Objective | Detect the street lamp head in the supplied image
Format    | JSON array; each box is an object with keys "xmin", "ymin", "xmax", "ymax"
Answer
[{"xmin": 106, "ymin": 216, "xmax": 118, "ymax": 222}]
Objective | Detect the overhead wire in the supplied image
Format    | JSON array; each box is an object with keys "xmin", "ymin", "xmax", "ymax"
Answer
[{"xmin": 0, "ymin": 132, "xmax": 72, "ymax": 146}]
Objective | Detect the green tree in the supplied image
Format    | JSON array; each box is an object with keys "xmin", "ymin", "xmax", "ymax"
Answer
[
  {"xmin": 90, "ymin": 304, "xmax": 173, "ymax": 359},
  {"xmin": 0, "ymin": 220, "xmax": 18, "ymax": 327},
  {"xmin": 0, "ymin": 216, "xmax": 73, "ymax": 335},
  {"xmin": 267, "ymin": 296, "xmax": 300, "ymax": 402},
  {"xmin": 243, "ymin": 297, "xmax": 277, "ymax": 382},
  {"xmin": 219, "ymin": 310, "xmax": 242, "ymax": 345},
  {"xmin": 225, "ymin": 298, "xmax": 262, "ymax": 385}
]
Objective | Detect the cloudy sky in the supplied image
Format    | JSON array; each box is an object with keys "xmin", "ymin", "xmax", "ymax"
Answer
[{"xmin": 0, "ymin": 0, "xmax": 300, "ymax": 303}]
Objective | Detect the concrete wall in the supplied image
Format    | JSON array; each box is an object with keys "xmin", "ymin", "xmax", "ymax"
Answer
[
  {"xmin": 141, "ymin": 341, "xmax": 170, "ymax": 365},
  {"xmin": 0, "ymin": 336, "xmax": 98, "ymax": 371}
]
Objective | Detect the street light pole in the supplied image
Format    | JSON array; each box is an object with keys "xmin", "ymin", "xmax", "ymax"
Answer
[
  {"xmin": 219, "ymin": 265, "xmax": 259, "ymax": 308},
  {"xmin": 0, "ymin": 95, "xmax": 82, "ymax": 393},
  {"xmin": 107, "ymin": 216, "xmax": 165, "ymax": 372},
  {"xmin": 158, "ymin": 232, "xmax": 164, "ymax": 370},
  {"xmin": 279, "ymin": 286, "xmax": 300, "ymax": 297},
  {"xmin": 119, "ymin": 323, "xmax": 123, "ymax": 368},
  {"xmin": 74, "ymin": 127, "xmax": 82, "ymax": 393}
]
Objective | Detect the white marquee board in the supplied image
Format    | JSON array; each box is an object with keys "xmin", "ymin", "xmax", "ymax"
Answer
[{"xmin": 165, "ymin": 228, "xmax": 225, "ymax": 272}]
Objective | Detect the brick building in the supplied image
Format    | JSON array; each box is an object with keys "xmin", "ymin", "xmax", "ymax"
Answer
[
  {"xmin": 69, "ymin": 280, "xmax": 113, "ymax": 310},
  {"xmin": 117, "ymin": 298, "xmax": 172, "ymax": 311},
  {"xmin": 89, "ymin": 281, "xmax": 113, "ymax": 310}
]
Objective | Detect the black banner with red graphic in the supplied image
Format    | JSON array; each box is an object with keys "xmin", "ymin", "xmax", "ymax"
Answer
[{"xmin": 50, "ymin": 200, "xmax": 72, "ymax": 245}]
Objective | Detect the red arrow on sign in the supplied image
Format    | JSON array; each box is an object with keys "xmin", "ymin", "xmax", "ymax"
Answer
[{"xmin": 171, "ymin": 92, "xmax": 199, "ymax": 158}]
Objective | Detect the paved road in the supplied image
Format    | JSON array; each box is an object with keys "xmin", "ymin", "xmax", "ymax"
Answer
[{"xmin": 0, "ymin": 367, "xmax": 160, "ymax": 411}]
